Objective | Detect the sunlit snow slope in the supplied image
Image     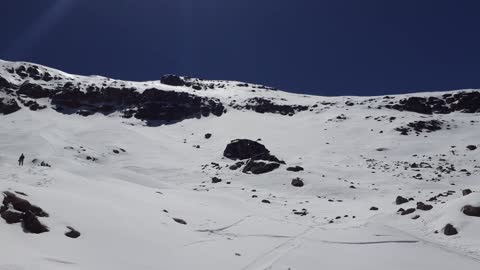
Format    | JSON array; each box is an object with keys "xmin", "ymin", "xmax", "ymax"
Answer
[{"xmin": 1, "ymin": 60, "xmax": 480, "ymax": 269}]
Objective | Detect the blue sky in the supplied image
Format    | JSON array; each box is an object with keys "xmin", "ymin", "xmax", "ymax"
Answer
[{"xmin": 2, "ymin": 0, "xmax": 480, "ymax": 95}]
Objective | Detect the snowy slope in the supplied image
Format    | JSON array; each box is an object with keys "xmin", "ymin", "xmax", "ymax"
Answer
[{"xmin": 1, "ymin": 59, "xmax": 480, "ymax": 269}]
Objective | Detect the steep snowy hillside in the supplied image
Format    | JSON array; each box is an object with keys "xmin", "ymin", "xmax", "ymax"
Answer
[{"xmin": 1, "ymin": 59, "xmax": 480, "ymax": 269}]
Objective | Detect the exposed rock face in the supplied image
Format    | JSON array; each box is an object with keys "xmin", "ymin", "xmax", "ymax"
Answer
[
  {"xmin": 239, "ymin": 97, "xmax": 309, "ymax": 116},
  {"xmin": 396, "ymin": 120, "xmax": 443, "ymax": 135},
  {"xmin": 387, "ymin": 91, "xmax": 480, "ymax": 114},
  {"xmin": 161, "ymin": 74, "xmax": 185, "ymax": 86}
]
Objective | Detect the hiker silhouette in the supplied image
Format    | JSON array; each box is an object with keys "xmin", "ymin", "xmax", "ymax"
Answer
[{"xmin": 18, "ymin": 154, "xmax": 25, "ymax": 166}]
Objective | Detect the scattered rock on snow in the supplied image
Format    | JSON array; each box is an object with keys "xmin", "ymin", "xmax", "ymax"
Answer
[
  {"xmin": 286, "ymin": 166, "xmax": 304, "ymax": 172},
  {"xmin": 291, "ymin": 178, "xmax": 304, "ymax": 187},
  {"xmin": 395, "ymin": 196, "xmax": 409, "ymax": 205},
  {"xmin": 65, "ymin": 226, "xmax": 81, "ymax": 238},
  {"xmin": 443, "ymin": 224, "xmax": 458, "ymax": 236},
  {"xmin": 462, "ymin": 205, "xmax": 480, "ymax": 217}
]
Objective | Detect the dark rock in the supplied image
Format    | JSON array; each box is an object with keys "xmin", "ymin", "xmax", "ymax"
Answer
[
  {"xmin": 113, "ymin": 149, "xmax": 120, "ymax": 154},
  {"xmin": 22, "ymin": 211, "xmax": 49, "ymax": 234},
  {"xmin": 462, "ymin": 189, "xmax": 472, "ymax": 196},
  {"xmin": 242, "ymin": 160, "xmax": 280, "ymax": 174},
  {"xmin": 261, "ymin": 199, "xmax": 271, "ymax": 204},
  {"xmin": 1, "ymin": 210, "xmax": 23, "ymax": 224},
  {"xmin": 370, "ymin": 207, "xmax": 379, "ymax": 211},
  {"xmin": 395, "ymin": 196, "xmax": 409, "ymax": 205},
  {"xmin": 229, "ymin": 161, "xmax": 244, "ymax": 170},
  {"xmin": 161, "ymin": 74, "xmax": 185, "ymax": 86},
  {"xmin": 0, "ymin": 98, "xmax": 21, "ymax": 115},
  {"xmin": 443, "ymin": 224, "xmax": 458, "ymax": 236},
  {"xmin": 18, "ymin": 82, "xmax": 50, "ymax": 98},
  {"xmin": 223, "ymin": 139, "xmax": 283, "ymax": 163},
  {"xmin": 65, "ymin": 226, "xmax": 81, "ymax": 238},
  {"xmin": 416, "ymin": 202, "xmax": 433, "ymax": 211},
  {"xmin": 204, "ymin": 133, "xmax": 212, "ymax": 139},
  {"xmin": 291, "ymin": 178, "xmax": 304, "ymax": 187},
  {"xmin": 242, "ymin": 97, "xmax": 308, "ymax": 115},
  {"xmin": 173, "ymin": 218, "xmax": 187, "ymax": 225},
  {"xmin": 286, "ymin": 166, "xmax": 304, "ymax": 172},
  {"xmin": 462, "ymin": 205, "xmax": 480, "ymax": 217},
  {"xmin": 401, "ymin": 208, "xmax": 416, "ymax": 215},
  {"xmin": 211, "ymin": 177, "xmax": 222, "ymax": 184},
  {"xmin": 466, "ymin": 145, "xmax": 477, "ymax": 151}
]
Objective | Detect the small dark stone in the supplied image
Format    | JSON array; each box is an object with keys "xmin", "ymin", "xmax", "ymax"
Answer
[
  {"xmin": 65, "ymin": 226, "xmax": 81, "ymax": 238},
  {"xmin": 466, "ymin": 145, "xmax": 477, "ymax": 151},
  {"xmin": 261, "ymin": 199, "xmax": 271, "ymax": 204},
  {"xmin": 286, "ymin": 166, "xmax": 304, "ymax": 172},
  {"xmin": 443, "ymin": 223, "xmax": 458, "ymax": 236},
  {"xmin": 211, "ymin": 177, "xmax": 222, "ymax": 184},
  {"xmin": 291, "ymin": 178, "xmax": 304, "ymax": 187},
  {"xmin": 204, "ymin": 133, "xmax": 212, "ymax": 139},
  {"xmin": 173, "ymin": 218, "xmax": 187, "ymax": 225},
  {"xmin": 113, "ymin": 149, "xmax": 120, "ymax": 154},
  {"xmin": 370, "ymin": 207, "xmax": 379, "ymax": 211},
  {"xmin": 462, "ymin": 189, "xmax": 472, "ymax": 196}
]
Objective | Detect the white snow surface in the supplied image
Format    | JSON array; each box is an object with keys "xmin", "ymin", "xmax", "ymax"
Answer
[{"xmin": 1, "ymin": 60, "xmax": 480, "ymax": 269}]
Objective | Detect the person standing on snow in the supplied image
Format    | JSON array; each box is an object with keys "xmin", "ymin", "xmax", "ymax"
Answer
[{"xmin": 18, "ymin": 153, "xmax": 25, "ymax": 166}]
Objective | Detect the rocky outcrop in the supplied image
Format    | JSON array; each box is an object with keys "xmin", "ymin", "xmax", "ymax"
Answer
[
  {"xmin": 236, "ymin": 97, "xmax": 309, "ymax": 116},
  {"xmin": 386, "ymin": 91, "xmax": 480, "ymax": 115},
  {"xmin": 396, "ymin": 120, "xmax": 444, "ymax": 135},
  {"xmin": 223, "ymin": 139, "xmax": 285, "ymax": 174}
]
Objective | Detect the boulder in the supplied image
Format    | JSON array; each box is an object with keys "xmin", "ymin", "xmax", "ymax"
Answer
[
  {"xmin": 291, "ymin": 178, "xmax": 304, "ymax": 187},
  {"xmin": 395, "ymin": 196, "xmax": 409, "ymax": 205},
  {"xmin": 443, "ymin": 224, "xmax": 458, "ymax": 236},
  {"xmin": 416, "ymin": 202, "xmax": 433, "ymax": 211},
  {"xmin": 462, "ymin": 189, "xmax": 472, "ymax": 196},
  {"xmin": 22, "ymin": 211, "xmax": 49, "ymax": 234},
  {"xmin": 462, "ymin": 205, "xmax": 480, "ymax": 217},
  {"xmin": 223, "ymin": 139, "xmax": 283, "ymax": 163}
]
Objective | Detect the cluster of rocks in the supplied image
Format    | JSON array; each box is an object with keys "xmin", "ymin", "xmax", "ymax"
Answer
[
  {"xmin": 386, "ymin": 91, "xmax": 480, "ymax": 115},
  {"xmin": 224, "ymin": 139, "xmax": 285, "ymax": 174},
  {"xmin": 1, "ymin": 71, "xmax": 227, "ymax": 125},
  {"xmin": 234, "ymin": 97, "xmax": 309, "ymax": 116},
  {"xmin": 1, "ymin": 191, "xmax": 49, "ymax": 234},
  {"xmin": 395, "ymin": 120, "xmax": 444, "ymax": 135}
]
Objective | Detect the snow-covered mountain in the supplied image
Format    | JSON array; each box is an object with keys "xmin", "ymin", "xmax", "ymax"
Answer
[{"xmin": 1, "ymin": 59, "xmax": 480, "ymax": 269}]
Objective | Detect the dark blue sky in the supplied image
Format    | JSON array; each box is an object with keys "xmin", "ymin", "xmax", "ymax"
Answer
[{"xmin": 2, "ymin": 0, "xmax": 480, "ymax": 95}]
